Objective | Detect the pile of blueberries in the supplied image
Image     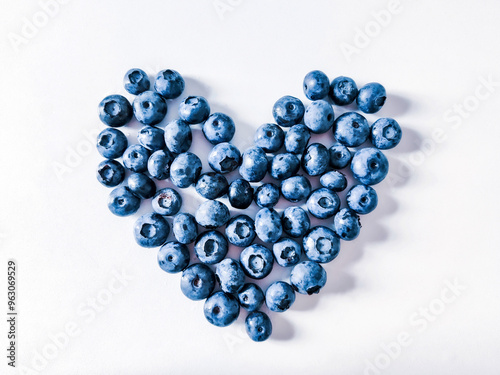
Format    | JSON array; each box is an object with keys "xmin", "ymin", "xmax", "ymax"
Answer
[{"xmin": 96, "ymin": 68, "xmax": 402, "ymax": 342}]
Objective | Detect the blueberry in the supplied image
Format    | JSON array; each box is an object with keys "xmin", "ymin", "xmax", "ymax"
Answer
[
  {"xmin": 97, "ymin": 159, "xmax": 125, "ymax": 187},
  {"xmin": 133, "ymin": 91, "xmax": 168, "ymax": 125},
  {"xmin": 179, "ymin": 96, "xmax": 210, "ymax": 124},
  {"xmin": 239, "ymin": 146, "xmax": 268, "ymax": 182},
  {"xmin": 303, "ymin": 226, "xmax": 340, "ymax": 263},
  {"xmin": 329, "ymin": 143, "xmax": 352, "ymax": 169},
  {"xmin": 124, "ymin": 68, "xmax": 150, "ymax": 95},
  {"xmin": 320, "ymin": 171, "xmax": 347, "ymax": 192},
  {"xmin": 152, "ymin": 188, "xmax": 182, "ymax": 216},
  {"xmin": 172, "ymin": 213, "xmax": 198, "ymax": 244},
  {"xmin": 245, "ymin": 311, "xmax": 272, "ymax": 342},
  {"xmin": 203, "ymin": 291, "xmax": 239, "ymax": 327},
  {"xmin": 180, "ymin": 263, "xmax": 215, "ymax": 301},
  {"xmin": 273, "ymin": 238, "xmax": 302, "ymax": 267},
  {"xmin": 254, "ymin": 208, "xmax": 282, "ymax": 243},
  {"xmin": 370, "ymin": 118, "xmax": 402, "ymax": 150},
  {"xmin": 285, "ymin": 124, "xmax": 311, "ymax": 155},
  {"xmin": 351, "ymin": 147, "xmax": 389, "ymax": 185},
  {"xmin": 282, "ymin": 206, "xmax": 310, "ymax": 238},
  {"xmin": 98, "ymin": 95, "xmax": 133, "ymax": 127},
  {"xmin": 133, "ymin": 212, "xmax": 170, "ymax": 248},
  {"xmin": 157, "ymin": 241, "xmax": 190, "ymax": 273},
  {"xmin": 254, "ymin": 123, "xmax": 285, "ymax": 153},
  {"xmin": 208, "ymin": 143, "xmax": 241, "ymax": 174},
  {"xmin": 195, "ymin": 231, "xmax": 229, "ymax": 265},
  {"xmin": 303, "ymin": 100, "xmax": 335, "ymax": 134},
  {"xmin": 195, "ymin": 200, "xmax": 230, "ymax": 229},
  {"xmin": 238, "ymin": 283, "xmax": 265, "ymax": 312},
  {"xmin": 137, "ymin": 126, "xmax": 166, "ymax": 151},
  {"xmin": 126, "ymin": 173, "xmax": 156, "ymax": 199},
  {"xmin": 215, "ymin": 258, "xmax": 245, "ymax": 293},
  {"xmin": 108, "ymin": 186, "xmax": 140, "ymax": 216},
  {"xmin": 225, "ymin": 215, "xmax": 256, "ymax": 247},
  {"xmin": 164, "ymin": 119, "xmax": 192, "ymax": 154},
  {"xmin": 123, "ymin": 144, "xmax": 150, "ymax": 173},
  {"xmin": 254, "ymin": 183, "xmax": 280, "ymax": 208},
  {"xmin": 154, "ymin": 69, "xmax": 185, "ymax": 99},
  {"xmin": 334, "ymin": 112, "xmax": 370, "ymax": 147},
  {"xmin": 302, "ymin": 143, "xmax": 330, "ymax": 176},
  {"xmin": 329, "ymin": 76, "xmax": 358, "ymax": 106},
  {"xmin": 347, "ymin": 184, "xmax": 378, "ymax": 214},
  {"xmin": 269, "ymin": 153, "xmax": 300, "ymax": 180},
  {"xmin": 228, "ymin": 179, "xmax": 254, "ymax": 209},
  {"xmin": 357, "ymin": 82, "xmax": 386, "ymax": 114},
  {"xmin": 306, "ymin": 188, "xmax": 340, "ymax": 219},
  {"xmin": 272, "ymin": 96, "xmax": 305, "ymax": 127},
  {"xmin": 195, "ymin": 172, "xmax": 229, "ymax": 200},
  {"xmin": 333, "ymin": 208, "xmax": 361, "ymax": 241},
  {"xmin": 202, "ymin": 112, "xmax": 236, "ymax": 145},
  {"xmin": 96, "ymin": 128, "xmax": 128, "ymax": 159},
  {"xmin": 265, "ymin": 281, "xmax": 295, "ymax": 312},
  {"xmin": 281, "ymin": 175, "xmax": 311, "ymax": 202},
  {"xmin": 170, "ymin": 152, "xmax": 202, "ymax": 188},
  {"xmin": 147, "ymin": 148, "xmax": 175, "ymax": 180},
  {"xmin": 290, "ymin": 261, "xmax": 327, "ymax": 295},
  {"xmin": 240, "ymin": 244, "xmax": 274, "ymax": 279},
  {"xmin": 303, "ymin": 70, "xmax": 330, "ymax": 100}
]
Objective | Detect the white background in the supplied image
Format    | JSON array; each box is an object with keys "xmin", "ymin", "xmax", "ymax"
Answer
[{"xmin": 1, "ymin": 0, "xmax": 500, "ymax": 374}]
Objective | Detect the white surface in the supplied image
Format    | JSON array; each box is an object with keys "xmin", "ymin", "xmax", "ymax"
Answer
[{"xmin": 1, "ymin": 0, "xmax": 500, "ymax": 374}]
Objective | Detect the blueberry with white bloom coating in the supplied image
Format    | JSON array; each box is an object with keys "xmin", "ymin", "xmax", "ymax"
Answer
[
  {"xmin": 147, "ymin": 148, "xmax": 175, "ymax": 180},
  {"xmin": 254, "ymin": 123, "xmax": 285, "ymax": 153},
  {"xmin": 202, "ymin": 113, "xmax": 235, "ymax": 145},
  {"xmin": 254, "ymin": 208, "xmax": 282, "ymax": 243},
  {"xmin": 172, "ymin": 213, "xmax": 198, "ymax": 244},
  {"xmin": 333, "ymin": 208, "xmax": 361, "ymax": 241},
  {"xmin": 306, "ymin": 188, "xmax": 340, "ymax": 219},
  {"xmin": 303, "ymin": 70, "xmax": 330, "ymax": 100},
  {"xmin": 195, "ymin": 200, "xmax": 230, "ymax": 229},
  {"xmin": 133, "ymin": 212, "xmax": 170, "ymax": 248},
  {"xmin": 254, "ymin": 183, "xmax": 280, "ymax": 208},
  {"xmin": 346, "ymin": 184, "xmax": 378, "ymax": 215},
  {"xmin": 272, "ymin": 96, "xmax": 305, "ymax": 127},
  {"xmin": 320, "ymin": 171, "xmax": 347, "ymax": 192},
  {"xmin": 238, "ymin": 283, "xmax": 265, "ymax": 312},
  {"xmin": 290, "ymin": 261, "xmax": 327, "ymax": 295},
  {"xmin": 269, "ymin": 153, "xmax": 300, "ymax": 180},
  {"xmin": 98, "ymin": 95, "xmax": 133, "ymax": 127},
  {"xmin": 215, "ymin": 258, "xmax": 246, "ymax": 293},
  {"xmin": 123, "ymin": 144, "xmax": 151, "ymax": 173},
  {"xmin": 108, "ymin": 187, "xmax": 140, "ymax": 216},
  {"xmin": 351, "ymin": 147, "xmax": 389, "ymax": 185},
  {"xmin": 303, "ymin": 100, "xmax": 335, "ymax": 134},
  {"xmin": 97, "ymin": 128, "xmax": 128, "ymax": 159},
  {"xmin": 245, "ymin": 311, "xmax": 272, "ymax": 342},
  {"xmin": 240, "ymin": 244, "xmax": 274, "ymax": 279},
  {"xmin": 170, "ymin": 152, "xmax": 202, "ymax": 188},
  {"xmin": 303, "ymin": 226, "xmax": 340, "ymax": 263},
  {"xmin": 124, "ymin": 68, "xmax": 150, "ymax": 95},
  {"xmin": 195, "ymin": 231, "xmax": 229, "ymax": 265},
  {"xmin": 357, "ymin": 82, "xmax": 386, "ymax": 114},
  {"xmin": 285, "ymin": 124, "xmax": 311, "ymax": 155},
  {"xmin": 281, "ymin": 176, "xmax": 311, "ymax": 203},
  {"xmin": 152, "ymin": 188, "xmax": 182, "ymax": 216},
  {"xmin": 302, "ymin": 143, "xmax": 330, "ymax": 176},
  {"xmin": 239, "ymin": 146, "xmax": 268, "ymax": 182},
  {"xmin": 179, "ymin": 96, "xmax": 210, "ymax": 124},
  {"xmin": 282, "ymin": 206, "xmax": 310, "ymax": 238},
  {"xmin": 133, "ymin": 91, "xmax": 167, "ymax": 126},
  {"xmin": 204, "ymin": 291, "xmax": 240, "ymax": 327},
  {"xmin": 265, "ymin": 281, "xmax": 295, "ymax": 312},
  {"xmin": 157, "ymin": 241, "xmax": 190, "ymax": 273},
  {"xmin": 208, "ymin": 143, "xmax": 241, "ymax": 174},
  {"xmin": 329, "ymin": 143, "xmax": 352, "ymax": 169},
  {"xmin": 137, "ymin": 126, "xmax": 165, "ymax": 152},
  {"xmin": 329, "ymin": 76, "xmax": 358, "ymax": 106},
  {"xmin": 97, "ymin": 159, "xmax": 125, "ymax": 187},
  {"xmin": 227, "ymin": 179, "xmax": 254, "ymax": 209},
  {"xmin": 127, "ymin": 173, "xmax": 156, "ymax": 199},
  {"xmin": 225, "ymin": 215, "xmax": 256, "ymax": 247},
  {"xmin": 334, "ymin": 112, "xmax": 370, "ymax": 147},
  {"xmin": 195, "ymin": 172, "xmax": 228, "ymax": 200},
  {"xmin": 164, "ymin": 119, "xmax": 192, "ymax": 154},
  {"xmin": 180, "ymin": 263, "xmax": 215, "ymax": 301},
  {"xmin": 370, "ymin": 118, "xmax": 402, "ymax": 150},
  {"xmin": 154, "ymin": 69, "xmax": 184, "ymax": 99},
  {"xmin": 273, "ymin": 238, "xmax": 302, "ymax": 267}
]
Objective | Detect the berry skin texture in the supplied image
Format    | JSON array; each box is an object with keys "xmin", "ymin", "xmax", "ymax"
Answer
[
  {"xmin": 97, "ymin": 128, "xmax": 128, "ymax": 159},
  {"xmin": 170, "ymin": 152, "xmax": 202, "ymax": 188},
  {"xmin": 215, "ymin": 258, "xmax": 246, "ymax": 293},
  {"xmin": 320, "ymin": 171, "xmax": 347, "ymax": 192},
  {"xmin": 154, "ymin": 69, "xmax": 185, "ymax": 99},
  {"xmin": 180, "ymin": 263, "xmax": 215, "ymax": 301},
  {"xmin": 157, "ymin": 241, "xmax": 190, "ymax": 274},
  {"xmin": 290, "ymin": 261, "xmax": 327, "ymax": 295},
  {"xmin": 126, "ymin": 173, "xmax": 156, "ymax": 199},
  {"xmin": 202, "ymin": 113, "xmax": 235, "ymax": 145},
  {"xmin": 240, "ymin": 244, "xmax": 274, "ymax": 279},
  {"xmin": 357, "ymin": 82, "xmax": 387, "ymax": 114},
  {"xmin": 254, "ymin": 123, "xmax": 285, "ymax": 153},
  {"xmin": 254, "ymin": 183, "xmax": 280, "ymax": 208},
  {"xmin": 227, "ymin": 178, "xmax": 254, "ymax": 209},
  {"xmin": 246, "ymin": 311, "xmax": 273, "ymax": 342},
  {"xmin": 123, "ymin": 144, "xmax": 151, "ymax": 173},
  {"xmin": 225, "ymin": 215, "xmax": 256, "ymax": 247},
  {"xmin": 208, "ymin": 143, "xmax": 241, "ymax": 174},
  {"xmin": 306, "ymin": 188, "xmax": 341, "ymax": 219},
  {"xmin": 273, "ymin": 238, "xmax": 302, "ymax": 267},
  {"xmin": 238, "ymin": 283, "xmax": 265, "ymax": 312},
  {"xmin": 98, "ymin": 95, "xmax": 133, "ymax": 127},
  {"xmin": 195, "ymin": 231, "xmax": 229, "ymax": 265},
  {"xmin": 303, "ymin": 70, "xmax": 330, "ymax": 100},
  {"xmin": 265, "ymin": 281, "xmax": 295, "ymax": 312},
  {"xmin": 371, "ymin": 117, "xmax": 402, "ymax": 150},
  {"xmin": 302, "ymin": 143, "xmax": 330, "ymax": 176},
  {"xmin": 195, "ymin": 172, "xmax": 228, "ymax": 200},
  {"xmin": 124, "ymin": 68, "xmax": 150, "ymax": 95},
  {"xmin": 281, "ymin": 175, "xmax": 312, "ymax": 203},
  {"xmin": 239, "ymin": 146, "xmax": 268, "ymax": 182},
  {"xmin": 147, "ymin": 148, "xmax": 175, "ymax": 180},
  {"xmin": 329, "ymin": 76, "xmax": 358, "ymax": 106},
  {"xmin": 203, "ymin": 291, "xmax": 240, "ymax": 327},
  {"xmin": 97, "ymin": 159, "xmax": 125, "ymax": 187},
  {"xmin": 133, "ymin": 212, "xmax": 170, "ymax": 248},
  {"xmin": 334, "ymin": 112, "xmax": 370, "ymax": 147},
  {"xmin": 347, "ymin": 184, "xmax": 378, "ymax": 215},
  {"xmin": 269, "ymin": 153, "xmax": 300, "ymax": 180},
  {"xmin": 303, "ymin": 100, "xmax": 335, "ymax": 134},
  {"xmin": 195, "ymin": 200, "xmax": 230, "ymax": 229},
  {"xmin": 272, "ymin": 96, "xmax": 305, "ymax": 127},
  {"xmin": 334, "ymin": 208, "xmax": 361, "ymax": 241},
  {"xmin": 172, "ymin": 213, "xmax": 198, "ymax": 244},
  {"xmin": 303, "ymin": 226, "xmax": 340, "ymax": 263},
  {"xmin": 282, "ymin": 206, "xmax": 310, "ymax": 238},
  {"xmin": 137, "ymin": 126, "xmax": 166, "ymax": 152},
  {"xmin": 254, "ymin": 208, "xmax": 283, "ymax": 244},
  {"xmin": 351, "ymin": 147, "xmax": 389, "ymax": 185},
  {"xmin": 133, "ymin": 91, "xmax": 168, "ymax": 126},
  {"xmin": 329, "ymin": 143, "xmax": 352, "ymax": 169},
  {"xmin": 164, "ymin": 119, "xmax": 192, "ymax": 154},
  {"xmin": 179, "ymin": 96, "xmax": 210, "ymax": 124},
  {"xmin": 285, "ymin": 124, "xmax": 311, "ymax": 155},
  {"xmin": 108, "ymin": 186, "xmax": 140, "ymax": 216},
  {"xmin": 152, "ymin": 188, "xmax": 182, "ymax": 216}
]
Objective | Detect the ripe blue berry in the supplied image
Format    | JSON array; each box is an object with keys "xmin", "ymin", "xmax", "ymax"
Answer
[
  {"xmin": 272, "ymin": 96, "xmax": 305, "ymax": 127},
  {"xmin": 96, "ymin": 128, "xmax": 128, "ymax": 159},
  {"xmin": 179, "ymin": 96, "xmax": 210, "ymax": 124},
  {"xmin": 273, "ymin": 238, "xmax": 302, "ymax": 267},
  {"xmin": 204, "ymin": 291, "xmax": 240, "ymax": 327},
  {"xmin": 202, "ymin": 113, "xmax": 235, "ymax": 145},
  {"xmin": 281, "ymin": 175, "xmax": 311, "ymax": 202},
  {"xmin": 108, "ymin": 186, "xmax": 140, "ymax": 216},
  {"xmin": 370, "ymin": 118, "xmax": 402, "ymax": 150},
  {"xmin": 282, "ymin": 206, "xmax": 310, "ymax": 238},
  {"xmin": 329, "ymin": 143, "xmax": 352, "ymax": 169},
  {"xmin": 303, "ymin": 226, "xmax": 340, "ymax": 263},
  {"xmin": 346, "ymin": 184, "xmax": 378, "ymax": 215},
  {"xmin": 124, "ymin": 68, "xmax": 150, "ymax": 95},
  {"xmin": 98, "ymin": 95, "xmax": 133, "ymax": 127},
  {"xmin": 164, "ymin": 119, "xmax": 192, "ymax": 154},
  {"xmin": 195, "ymin": 200, "xmax": 230, "ymax": 229},
  {"xmin": 195, "ymin": 231, "xmax": 229, "ymax": 265},
  {"xmin": 126, "ymin": 173, "xmax": 156, "ymax": 199},
  {"xmin": 303, "ymin": 100, "xmax": 335, "ymax": 134},
  {"xmin": 97, "ymin": 159, "xmax": 125, "ymax": 187},
  {"xmin": 133, "ymin": 212, "xmax": 170, "ymax": 247},
  {"xmin": 254, "ymin": 123, "xmax": 285, "ymax": 153},
  {"xmin": 351, "ymin": 147, "xmax": 389, "ymax": 185},
  {"xmin": 329, "ymin": 76, "xmax": 358, "ymax": 106},
  {"xmin": 152, "ymin": 188, "xmax": 182, "ymax": 216},
  {"xmin": 123, "ymin": 144, "xmax": 150, "ymax": 173},
  {"xmin": 334, "ymin": 112, "xmax": 370, "ymax": 147},
  {"xmin": 240, "ymin": 244, "xmax": 274, "ymax": 279},
  {"xmin": 254, "ymin": 208, "xmax": 282, "ymax": 243},
  {"xmin": 170, "ymin": 152, "xmax": 202, "ymax": 188},
  {"xmin": 147, "ymin": 148, "xmax": 174, "ymax": 180},
  {"xmin": 133, "ymin": 91, "xmax": 167, "ymax": 125},
  {"xmin": 238, "ymin": 283, "xmax": 265, "ymax": 312},
  {"xmin": 225, "ymin": 215, "xmax": 256, "ymax": 247},
  {"xmin": 157, "ymin": 241, "xmax": 190, "ymax": 273},
  {"xmin": 302, "ymin": 143, "xmax": 330, "ymax": 176},
  {"xmin": 303, "ymin": 70, "xmax": 330, "ymax": 100},
  {"xmin": 195, "ymin": 172, "xmax": 229, "ymax": 200},
  {"xmin": 172, "ymin": 213, "xmax": 198, "ymax": 244},
  {"xmin": 180, "ymin": 263, "xmax": 215, "ymax": 301},
  {"xmin": 215, "ymin": 258, "xmax": 245, "ymax": 293},
  {"xmin": 154, "ymin": 69, "xmax": 185, "ymax": 99},
  {"xmin": 239, "ymin": 146, "xmax": 268, "ymax": 182},
  {"xmin": 208, "ymin": 142, "xmax": 241, "ymax": 174},
  {"xmin": 285, "ymin": 124, "xmax": 310, "ymax": 155},
  {"xmin": 137, "ymin": 126, "xmax": 166, "ymax": 151},
  {"xmin": 306, "ymin": 188, "xmax": 340, "ymax": 219},
  {"xmin": 265, "ymin": 281, "xmax": 295, "ymax": 312},
  {"xmin": 254, "ymin": 183, "xmax": 280, "ymax": 208},
  {"xmin": 320, "ymin": 171, "xmax": 347, "ymax": 192},
  {"xmin": 334, "ymin": 208, "xmax": 361, "ymax": 241},
  {"xmin": 290, "ymin": 261, "xmax": 327, "ymax": 295},
  {"xmin": 357, "ymin": 82, "xmax": 386, "ymax": 114},
  {"xmin": 227, "ymin": 178, "xmax": 254, "ymax": 209},
  {"xmin": 269, "ymin": 153, "xmax": 300, "ymax": 180},
  {"xmin": 245, "ymin": 311, "xmax": 272, "ymax": 342}
]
